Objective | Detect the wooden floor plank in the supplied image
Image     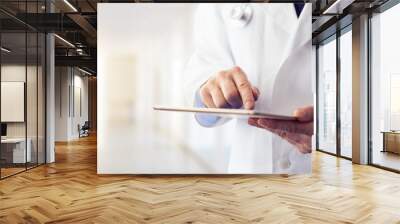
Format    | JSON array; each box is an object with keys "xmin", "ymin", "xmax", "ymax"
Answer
[{"xmin": 0, "ymin": 135, "xmax": 400, "ymax": 223}]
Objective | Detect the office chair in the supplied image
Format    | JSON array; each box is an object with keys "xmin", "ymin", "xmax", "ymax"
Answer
[{"xmin": 79, "ymin": 121, "xmax": 90, "ymax": 138}]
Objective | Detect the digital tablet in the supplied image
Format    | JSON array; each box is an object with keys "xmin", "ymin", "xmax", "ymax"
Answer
[{"xmin": 153, "ymin": 106, "xmax": 296, "ymax": 121}]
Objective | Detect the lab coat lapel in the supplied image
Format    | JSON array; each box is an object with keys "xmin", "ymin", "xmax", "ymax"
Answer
[
  {"xmin": 256, "ymin": 3, "xmax": 298, "ymax": 112},
  {"xmin": 269, "ymin": 3, "xmax": 313, "ymax": 115},
  {"xmin": 262, "ymin": 3, "xmax": 298, "ymax": 37},
  {"xmin": 270, "ymin": 4, "xmax": 313, "ymax": 173},
  {"xmin": 222, "ymin": 4, "xmax": 300, "ymax": 173},
  {"xmin": 220, "ymin": 3, "xmax": 297, "ymax": 88}
]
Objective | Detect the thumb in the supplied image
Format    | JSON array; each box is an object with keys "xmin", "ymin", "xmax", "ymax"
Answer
[{"xmin": 293, "ymin": 106, "xmax": 314, "ymax": 122}]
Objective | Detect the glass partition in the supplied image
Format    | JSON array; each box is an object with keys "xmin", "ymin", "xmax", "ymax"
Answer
[
  {"xmin": 339, "ymin": 28, "xmax": 352, "ymax": 158},
  {"xmin": 0, "ymin": 31, "xmax": 28, "ymax": 177},
  {"xmin": 27, "ymin": 30, "xmax": 38, "ymax": 169},
  {"xmin": 371, "ymin": 3, "xmax": 400, "ymax": 171},
  {"xmin": 317, "ymin": 36, "xmax": 337, "ymax": 154},
  {"xmin": 0, "ymin": 1, "xmax": 46, "ymax": 179},
  {"xmin": 38, "ymin": 32, "xmax": 45, "ymax": 165},
  {"xmin": 26, "ymin": 0, "xmax": 44, "ymax": 169}
]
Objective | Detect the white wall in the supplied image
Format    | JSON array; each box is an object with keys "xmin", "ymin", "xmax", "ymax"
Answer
[
  {"xmin": 1, "ymin": 66, "xmax": 27, "ymax": 140},
  {"xmin": 55, "ymin": 67, "xmax": 89, "ymax": 141},
  {"xmin": 71, "ymin": 73, "xmax": 89, "ymax": 138},
  {"xmin": 1, "ymin": 65, "xmax": 41, "ymax": 137},
  {"xmin": 55, "ymin": 67, "xmax": 69, "ymax": 141}
]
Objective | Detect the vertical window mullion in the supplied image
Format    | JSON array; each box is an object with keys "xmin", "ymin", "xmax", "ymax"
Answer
[
  {"xmin": 0, "ymin": 25, "xmax": 2, "ymax": 179},
  {"xmin": 336, "ymin": 29, "xmax": 341, "ymax": 157},
  {"xmin": 25, "ymin": 0, "xmax": 28, "ymax": 171},
  {"xmin": 316, "ymin": 45, "xmax": 320, "ymax": 150},
  {"xmin": 367, "ymin": 12, "xmax": 373, "ymax": 165},
  {"xmin": 36, "ymin": 0, "xmax": 39, "ymax": 167},
  {"xmin": 44, "ymin": 0, "xmax": 48, "ymax": 164}
]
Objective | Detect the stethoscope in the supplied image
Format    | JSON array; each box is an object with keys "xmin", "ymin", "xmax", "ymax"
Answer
[{"xmin": 229, "ymin": 4, "xmax": 253, "ymax": 27}]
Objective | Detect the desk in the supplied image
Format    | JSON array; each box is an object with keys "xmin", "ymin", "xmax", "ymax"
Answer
[
  {"xmin": 381, "ymin": 131, "xmax": 400, "ymax": 155},
  {"xmin": 1, "ymin": 138, "xmax": 31, "ymax": 163}
]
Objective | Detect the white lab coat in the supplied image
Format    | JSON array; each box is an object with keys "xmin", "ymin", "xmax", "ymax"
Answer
[{"xmin": 185, "ymin": 3, "xmax": 313, "ymax": 174}]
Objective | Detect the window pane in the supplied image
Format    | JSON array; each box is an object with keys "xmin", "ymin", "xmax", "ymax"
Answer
[
  {"xmin": 318, "ymin": 37, "xmax": 337, "ymax": 154},
  {"xmin": 371, "ymin": 3, "xmax": 400, "ymax": 171},
  {"xmin": 38, "ymin": 33, "xmax": 46, "ymax": 165},
  {"xmin": 340, "ymin": 29, "xmax": 352, "ymax": 158},
  {"xmin": 26, "ymin": 0, "xmax": 39, "ymax": 169},
  {"xmin": 27, "ymin": 31, "xmax": 38, "ymax": 169},
  {"xmin": 0, "ymin": 1, "xmax": 46, "ymax": 178},
  {"xmin": 1, "ymin": 31, "xmax": 27, "ymax": 177}
]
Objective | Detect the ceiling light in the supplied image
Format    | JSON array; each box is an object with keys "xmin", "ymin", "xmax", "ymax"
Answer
[
  {"xmin": 63, "ymin": 0, "xmax": 78, "ymax": 12},
  {"xmin": 54, "ymin": 34, "xmax": 75, "ymax": 48},
  {"xmin": 1, "ymin": 47, "xmax": 11, "ymax": 53},
  {"xmin": 78, "ymin": 67, "xmax": 93, "ymax": 76}
]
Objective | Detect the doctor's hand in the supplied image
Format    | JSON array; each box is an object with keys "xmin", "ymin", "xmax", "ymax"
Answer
[
  {"xmin": 199, "ymin": 66, "xmax": 259, "ymax": 109},
  {"xmin": 248, "ymin": 106, "xmax": 314, "ymax": 154}
]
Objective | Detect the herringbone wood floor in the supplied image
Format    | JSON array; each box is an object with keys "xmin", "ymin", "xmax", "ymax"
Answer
[{"xmin": 1, "ymin": 135, "xmax": 400, "ymax": 224}]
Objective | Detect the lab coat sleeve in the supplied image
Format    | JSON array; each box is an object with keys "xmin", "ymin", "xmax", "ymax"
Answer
[
  {"xmin": 184, "ymin": 4, "xmax": 235, "ymax": 127},
  {"xmin": 194, "ymin": 90, "xmax": 232, "ymax": 127}
]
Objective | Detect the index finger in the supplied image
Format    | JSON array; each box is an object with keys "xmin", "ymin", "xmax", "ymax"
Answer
[{"xmin": 230, "ymin": 67, "xmax": 255, "ymax": 109}]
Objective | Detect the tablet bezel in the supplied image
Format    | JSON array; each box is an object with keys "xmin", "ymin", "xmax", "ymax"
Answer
[{"xmin": 153, "ymin": 106, "xmax": 296, "ymax": 121}]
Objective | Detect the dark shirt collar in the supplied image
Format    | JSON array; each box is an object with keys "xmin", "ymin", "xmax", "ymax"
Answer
[{"xmin": 294, "ymin": 3, "xmax": 304, "ymax": 18}]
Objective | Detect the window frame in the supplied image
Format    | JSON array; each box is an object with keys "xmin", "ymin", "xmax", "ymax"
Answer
[
  {"xmin": 315, "ymin": 24, "xmax": 353, "ymax": 161},
  {"xmin": 367, "ymin": 0, "xmax": 400, "ymax": 173}
]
